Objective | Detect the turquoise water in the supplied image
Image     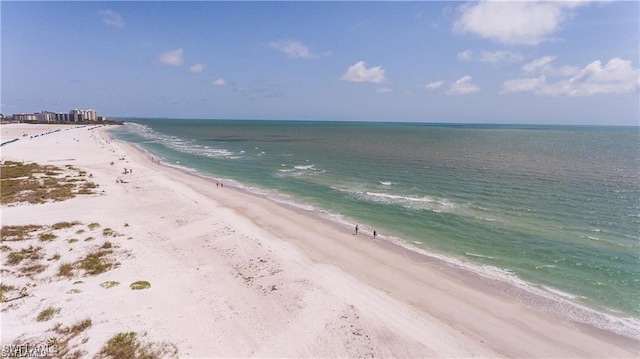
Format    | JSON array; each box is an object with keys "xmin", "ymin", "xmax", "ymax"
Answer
[{"xmin": 110, "ymin": 119, "xmax": 639, "ymax": 335}]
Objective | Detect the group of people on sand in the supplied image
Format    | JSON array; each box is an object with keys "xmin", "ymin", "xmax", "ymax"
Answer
[
  {"xmin": 216, "ymin": 182, "xmax": 224, "ymax": 188},
  {"xmin": 354, "ymin": 224, "xmax": 377, "ymax": 239}
]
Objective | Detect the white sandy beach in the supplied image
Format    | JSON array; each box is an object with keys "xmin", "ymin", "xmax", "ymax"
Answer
[{"xmin": 1, "ymin": 123, "xmax": 638, "ymax": 358}]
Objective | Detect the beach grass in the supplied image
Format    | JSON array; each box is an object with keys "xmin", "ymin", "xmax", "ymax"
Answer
[
  {"xmin": 36, "ymin": 306, "xmax": 60, "ymax": 322},
  {"xmin": 1, "ymin": 224, "xmax": 43, "ymax": 242},
  {"xmin": 101, "ymin": 281, "xmax": 120, "ymax": 289},
  {"xmin": 52, "ymin": 221, "xmax": 82, "ymax": 230},
  {"xmin": 87, "ymin": 222, "xmax": 101, "ymax": 230},
  {"xmin": 78, "ymin": 250, "xmax": 114, "ymax": 275},
  {"xmin": 102, "ymin": 228, "xmax": 120, "ymax": 237},
  {"xmin": 57, "ymin": 263, "xmax": 74, "ymax": 278},
  {"xmin": 6, "ymin": 246, "xmax": 43, "ymax": 265},
  {"xmin": 96, "ymin": 332, "xmax": 177, "ymax": 359},
  {"xmin": 0, "ymin": 161, "xmax": 98, "ymax": 204},
  {"xmin": 130, "ymin": 281, "xmax": 151, "ymax": 290}
]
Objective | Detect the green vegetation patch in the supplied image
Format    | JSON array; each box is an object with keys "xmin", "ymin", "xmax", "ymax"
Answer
[
  {"xmin": 0, "ymin": 283, "xmax": 18, "ymax": 302},
  {"xmin": 100, "ymin": 281, "xmax": 120, "ymax": 289},
  {"xmin": 6, "ymin": 246, "xmax": 43, "ymax": 265},
  {"xmin": 49, "ymin": 318, "xmax": 92, "ymax": 358},
  {"xmin": 52, "ymin": 221, "xmax": 81, "ymax": 230},
  {"xmin": 102, "ymin": 228, "xmax": 121, "ymax": 237},
  {"xmin": 1, "ymin": 224, "xmax": 43, "ymax": 241},
  {"xmin": 39, "ymin": 232, "xmax": 57, "ymax": 241},
  {"xmin": 130, "ymin": 281, "xmax": 151, "ymax": 290},
  {"xmin": 78, "ymin": 250, "xmax": 114, "ymax": 276},
  {"xmin": 0, "ymin": 161, "xmax": 98, "ymax": 205},
  {"xmin": 96, "ymin": 332, "xmax": 178, "ymax": 359},
  {"xmin": 21, "ymin": 263, "xmax": 47, "ymax": 277},
  {"xmin": 87, "ymin": 222, "xmax": 101, "ymax": 230},
  {"xmin": 36, "ymin": 306, "xmax": 60, "ymax": 322},
  {"xmin": 58, "ymin": 263, "xmax": 74, "ymax": 278}
]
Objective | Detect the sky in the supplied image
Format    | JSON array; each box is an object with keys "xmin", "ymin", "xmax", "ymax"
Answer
[{"xmin": 2, "ymin": 1, "xmax": 639, "ymax": 125}]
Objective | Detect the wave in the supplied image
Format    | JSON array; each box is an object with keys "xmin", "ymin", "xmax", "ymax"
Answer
[
  {"xmin": 465, "ymin": 252, "xmax": 495, "ymax": 260},
  {"xmin": 364, "ymin": 191, "xmax": 457, "ymax": 212},
  {"xmin": 124, "ymin": 122, "xmax": 237, "ymax": 159},
  {"xmin": 293, "ymin": 164, "xmax": 315, "ymax": 170}
]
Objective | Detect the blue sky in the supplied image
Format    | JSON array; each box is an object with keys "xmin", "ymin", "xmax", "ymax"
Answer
[{"xmin": 2, "ymin": 1, "xmax": 639, "ymax": 125}]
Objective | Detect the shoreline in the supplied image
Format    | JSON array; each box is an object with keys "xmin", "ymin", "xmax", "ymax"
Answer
[
  {"xmin": 1, "ymin": 123, "xmax": 638, "ymax": 357},
  {"xmin": 121, "ymin": 127, "xmax": 640, "ymax": 344},
  {"xmin": 111, "ymin": 126, "xmax": 640, "ymax": 349}
]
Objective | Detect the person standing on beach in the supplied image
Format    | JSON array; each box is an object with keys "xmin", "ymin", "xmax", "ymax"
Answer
[
  {"xmin": 373, "ymin": 230, "xmax": 377, "ymax": 239},
  {"xmin": 355, "ymin": 225, "xmax": 358, "ymax": 235}
]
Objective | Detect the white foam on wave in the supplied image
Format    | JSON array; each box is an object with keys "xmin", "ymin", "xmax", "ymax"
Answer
[
  {"xmin": 465, "ymin": 252, "xmax": 495, "ymax": 260},
  {"xmin": 382, "ymin": 234, "xmax": 640, "ymax": 340},
  {"xmin": 124, "ymin": 122, "xmax": 237, "ymax": 159},
  {"xmin": 364, "ymin": 191, "xmax": 457, "ymax": 212},
  {"xmin": 294, "ymin": 164, "xmax": 315, "ymax": 170}
]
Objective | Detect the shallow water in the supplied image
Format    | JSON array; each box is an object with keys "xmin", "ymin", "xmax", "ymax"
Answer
[{"xmin": 111, "ymin": 119, "xmax": 640, "ymax": 333}]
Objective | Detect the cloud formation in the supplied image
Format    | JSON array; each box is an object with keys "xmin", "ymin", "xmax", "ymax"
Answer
[
  {"xmin": 425, "ymin": 81, "xmax": 444, "ymax": 90},
  {"xmin": 212, "ymin": 78, "xmax": 227, "ymax": 86},
  {"xmin": 269, "ymin": 40, "xmax": 315, "ymax": 59},
  {"xmin": 99, "ymin": 9, "xmax": 124, "ymax": 28},
  {"xmin": 446, "ymin": 76, "xmax": 480, "ymax": 95},
  {"xmin": 340, "ymin": 61, "xmax": 386, "ymax": 83},
  {"xmin": 454, "ymin": 1, "xmax": 585, "ymax": 45},
  {"xmin": 157, "ymin": 49, "xmax": 184, "ymax": 67},
  {"xmin": 503, "ymin": 57, "xmax": 640, "ymax": 96},
  {"xmin": 189, "ymin": 64, "xmax": 206, "ymax": 73},
  {"xmin": 458, "ymin": 50, "xmax": 524, "ymax": 64}
]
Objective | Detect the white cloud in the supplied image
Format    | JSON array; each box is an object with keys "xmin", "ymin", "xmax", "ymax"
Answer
[
  {"xmin": 453, "ymin": 1, "xmax": 586, "ymax": 45},
  {"xmin": 503, "ymin": 58, "xmax": 640, "ymax": 96},
  {"xmin": 458, "ymin": 50, "xmax": 473, "ymax": 61},
  {"xmin": 425, "ymin": 81, "xmax": 444, "ymax": 90},
  {"xmin": 522, "ymin": 56, "xmax": 579, "ymax": 77},
  {"xmin": 189, "ymin": 64, "xmax": 206, "ymax": 73},
  {"xmin": 377, "ymin": 88, "xmax": 393, "ymax": 93},
  {"xmin": 212, "ymin": 78, "xmax": 227, "ymax": 86},
  {"xmin": 99, "ymin": 9, "xmax": 124, "ymax": 28},
  {"xmin": 340, "ymin": 61, "xmax": 386, "ymax": 83},
  {"xmin": 268, "ymin": 40, "xmax": 315, "ymax": 59},
  {"xmin": 459, "ymin": 49, "xmax": 524, "ymax": 64},
  {"xmin": 446, "ymin": 76, "xmax": 481, "ymax": 95},
  {"xmin": 522, "ymin": 56, "xmax": 556, "ymax": 73},
  {"xmin": 157, "ymin": 49, "xmax": 183, "ymax": 67},
  {"xmin": 478, "ymin": 50, "xmax": 524, "ymax": 64}
]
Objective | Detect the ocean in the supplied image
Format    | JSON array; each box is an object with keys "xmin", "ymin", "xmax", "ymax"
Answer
[{"xmin": 110, "ymin": 119, "xmax": 640, "ymax": 338}]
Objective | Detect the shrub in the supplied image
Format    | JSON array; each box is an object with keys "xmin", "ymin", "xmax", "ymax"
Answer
[
  {"xmin": 0, "ymin": 225, "xmax": 43, "ymax": 241},
  {"xmin": 58, "ymin": 263, "xmax": 74, "ymax": 277},
  {"xmin": 52, "ymin": 221, "xmax": 81, "ymax": 230},
  {"xmin": 7, "ymin": 252, "xmax": 24, "ymax": 265},
  {"xmin": 36, "ymin": 306, "xmax": 60, "ymax": 322},
  {"xmin": 87, "ymin": 222, "xmax": 101, "ymax": 230},
  {"xmin": 100, "ymin": 281, "xmax": 120, "ymax": 289},
  {"xmin": 102, "ymin": 228, "xmax": 120, "ymax": 237},
  {"xmin": 130, "ymin": 281, "xmax": 151, "ymax": 290},
  {"xmin": 96, "ymin": 332, "xmax": 177, "ymax": 359},
  {"xmin": 78, "ymin": 250, "xmax": 113, "ymax": 275},
  {"xmin": 39, "ymin": 232, "xmax": 57, "ymax": 241}
]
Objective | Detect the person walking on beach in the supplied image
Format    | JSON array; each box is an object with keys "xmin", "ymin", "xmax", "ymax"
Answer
[
  {"xmin": 355, "ymin": 225, "xmax": 359, "ymax": 235},
  {"xmin": 373, "ymin": 230, "xmax": 377, "ymax": 239}
]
